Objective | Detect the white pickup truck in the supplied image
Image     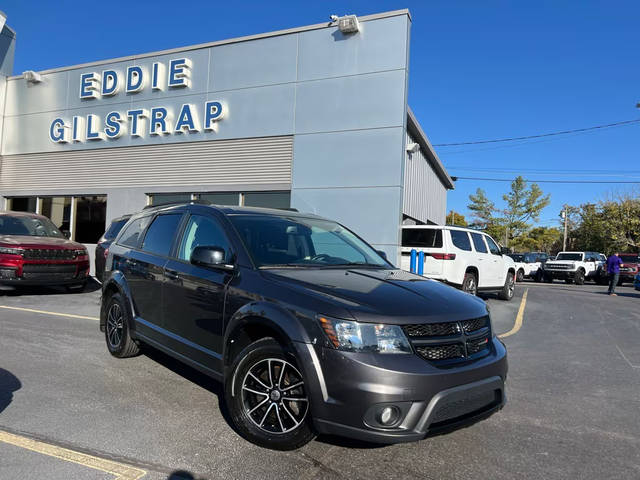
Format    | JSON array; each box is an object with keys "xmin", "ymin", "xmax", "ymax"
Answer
[
  {"xmin": 509, "ymin": 252, "xmax": 550, "ymax": 282},
  {"xmin": 541, "ymin": 251, "xmax": 605, "ymax": 285}
]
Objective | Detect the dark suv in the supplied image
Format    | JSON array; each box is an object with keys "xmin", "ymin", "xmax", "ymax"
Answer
[{"xmin": 100, "ymin": 203, "xmax": 507, "ymax": 450}]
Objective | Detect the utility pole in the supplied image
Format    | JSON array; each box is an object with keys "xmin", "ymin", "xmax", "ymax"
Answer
[{"xmin": 562, "ymin": 205, "xmax": 568, "ymax": 251}]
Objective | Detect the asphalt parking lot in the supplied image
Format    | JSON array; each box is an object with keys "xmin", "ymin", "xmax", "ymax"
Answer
[{"xmin": 1, "ymin": 279, "xmax": 639, "ymax": 479}]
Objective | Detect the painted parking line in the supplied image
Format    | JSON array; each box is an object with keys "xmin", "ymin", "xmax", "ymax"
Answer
[
  {"xmin": 498, "ymin": 288, "xmax": 528, "ymax": 338},
  {"xmin": 0, "ymin": 430, "xmax": 146, "ymax": 480},
  {"xmin": 0, "ymin": 305, "xmax": 99, "ymax": 321}
]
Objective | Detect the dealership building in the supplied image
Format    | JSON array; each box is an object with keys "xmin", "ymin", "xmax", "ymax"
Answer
[{"xmin": 0, "ymin": 9, "xmax": 453, "ymax": 267}]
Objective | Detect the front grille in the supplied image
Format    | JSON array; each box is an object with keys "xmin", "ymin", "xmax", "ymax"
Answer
[
  {"xmin": 23, "ymin": 248, "xmax": 75, "ymax": 260},
  {"xmin": 415, "ymin": 344, "xmax": 464, "ymax": 361},
  {"xmin": 404, "ymin": 322, "xmax": 460, "ymax": 337},
  {"xmin": 545, "ymin": 264, "xmax": 572, "ymax": 270},
  {"xmin": 430, "ymin": 389, "xmax": 499, "ymax": 426},
  {"xmin": 21, "ymin": 263, "xmax": 77, "ymax": 280},
  {"xmin": 404, "ymin": 316, "xmax": 491, "ymax": 364}
]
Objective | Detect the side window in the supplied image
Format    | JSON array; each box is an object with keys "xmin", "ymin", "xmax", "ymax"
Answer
[
  {"xmin": 485, "ymin": 235, "xmax": 501, "ymax": 255},
  {"xmin": 450, "ymin": 230, "xmax": 472, "ymax": 251},
  {"xmin": 178, "ymin": 215, "xmax": 231, "ymax": 262},
  {"xmin": 118, "ymin": 216, "xmax": 151, "ymax": 248},
  {"xmin": 471, "ymin": 232, "xmax": 488, "ymax": 253},
  {"xmin": 141, "ymin": 214, "xmax": 183, "ymax": 257},
  {"xmin": 401, "ymin": 228, "xmax": 443, "ymax": 248}
]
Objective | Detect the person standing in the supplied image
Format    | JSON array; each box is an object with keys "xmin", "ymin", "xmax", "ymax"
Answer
[{"xmin": 606, "ymin": 252, "xmax": 623, "ymax": 296}]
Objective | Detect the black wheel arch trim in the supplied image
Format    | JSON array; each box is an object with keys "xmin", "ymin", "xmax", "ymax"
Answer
[{"xmin": 100, "ymin": 270, "xmax": 136, "ymax": 333}]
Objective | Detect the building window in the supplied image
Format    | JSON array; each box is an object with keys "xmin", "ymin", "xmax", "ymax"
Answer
[
  {"xmin": 199, "ymin": 192, "xmax": 240, "ymax": 206},
  {"xmin": 7, "ymin": 197, "xmax": 38, "ymax": 213},
  {"xmin": 149, "ymin": 193, "xmax": 193, "ymax": 205},
  {"xmin": 243, "ymin": 191, "xmax": 290, "ymax": 209},
  {"xmin": 75, "ymin": 196, "xmax": 107, "ymax": 243},
  {"xmin": 41, "ymin": 197, "xmax": 72, "ymax": 237}
]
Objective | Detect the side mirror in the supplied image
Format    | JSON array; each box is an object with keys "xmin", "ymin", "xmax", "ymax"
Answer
[
  {"xmin": 500, "ymin": 247, "xmax": 510, "ymax": 255},
  {"xmin": 62, "ymin": 230, "xmax": 71, "ymax": 239},
  {"xmin": 376, "ymin": 249, "xmax": 388, "ymax": 260},
  {"xmin": 190, "ymin": 245, "xmax": 235, "ymax": 271}
]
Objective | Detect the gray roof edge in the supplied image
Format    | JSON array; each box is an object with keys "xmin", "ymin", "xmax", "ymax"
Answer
[
  {"xmin": 406, "ymin": 106, "xmax": 455, "ymax": 190},
  {"xmin": 7, "ymin": 9, "xmax": 410, "ymax": 80}
]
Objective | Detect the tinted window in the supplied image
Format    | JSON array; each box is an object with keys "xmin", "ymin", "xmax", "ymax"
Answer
[
  {"xmin": 103, "ymin": 219, "xmax": 129, "ymax": 241},
  {"xmin": 150, "ymin": 193, "xmax": 192, "ymax": 205},
  {"xmin": 178, "ymin": 215, "xmax": 230, "ymax": 262},
  {"xmin": 556, "ymin": 253, "xmax": 582, "ymax": 261},
  {"xmin": 619, "ymin": 254, "xmax": 638, "ymax": 263},
  {"xmin": 141, "ymin": 214, "xmax": 182, "ymax": 256},
  {"xmin": 402, "ymin": 228, "xmax": 443, "ymax": 248},
  {"xmin": 450, "ymin": 230, "xmax": 472, "ymax": 251},
  {"xmin": 485, "ymin": 236, "xmax": 501, "ymax": 255},
  {"xmin": 243, "ymin": 192, "xmax": 291, "ymax": 210},
  {"xmin": 199, "ymin": 192, "xmax": 240, "ymax": 206},
  {"xmin": 471, "ymin": 232, "xmax": 488, "ymax": 253},
  {"xmin": 118, "ymin": 217, "xmax": 152, "ymax": 248}
]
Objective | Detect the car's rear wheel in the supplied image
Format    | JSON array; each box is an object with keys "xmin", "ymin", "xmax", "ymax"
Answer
[
  {"xmin": 104, "ymin": 292, "xmax": 140, "ymax": 358},
  {"xmin": 498, "ymin": 271, "xmax": 515, "ymax": 301},
  {"xmin": 225, "ymin": 337, "xmax": 315, "ymax": 450},
  {"xmin": 516, "ymin": 269, "xmax": 524, "ymax": 282},
  {"xmin": 462, "ymin": 272, "xmax": 478, "ymax": 296}
]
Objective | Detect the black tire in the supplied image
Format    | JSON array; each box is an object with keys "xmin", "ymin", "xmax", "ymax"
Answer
[
  {"xmin": 544, "ymin": 273, "xmax": 553, "ymax": 283},
  {"xmin": 225, "ymin": 337, "xmax": 315, "ymax": 451},
  {"xmin": 461, "ymin": 271, "xmax": 478, "ymax": 296},
  {"xmin": 574, "ymin": 269, "xmax": 585, "ymax": 286},
  {"xmin": 534, "ymin": 270, "xmax": 543, "ymax": 283},
  {"xmin": 498, "ymin": 271, "xmax": 515, "ymax": 301},
  {"xmin": 104, "ymin": 292, "xmax": 140, "ymax": 358},
  {"xmin": 516, "ymin": 269, "xmax": 525, "ymax": 283}
]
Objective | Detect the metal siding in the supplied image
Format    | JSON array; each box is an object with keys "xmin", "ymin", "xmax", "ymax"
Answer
[
  {"xmin": 403, "ymin": 131, "xmax": 447, "ymax": 224},
  {"xmin": 0, "ymin": 136, "xmax": 292, "ymax": 191}
]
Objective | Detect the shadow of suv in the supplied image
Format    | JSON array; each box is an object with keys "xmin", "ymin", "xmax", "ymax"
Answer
[{"xmin": 100, "ymin": 202, "xmax": 508, "ymax": 450}]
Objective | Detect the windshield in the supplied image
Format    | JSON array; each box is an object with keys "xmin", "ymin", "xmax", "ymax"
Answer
[
  {"xmin": 230, "ymin": 215, "xmax": 389, "ymax": 268},
  {"xmin": 0, "ymin": 215, "xmax": 64, "ymax": 238},
  {"xmin": 619, "ymin": 254, "xmax": 639, "ymax": 263},
  {"xmin": 556, "ymin": 253, "xmax": 582, "ymax": 261}
]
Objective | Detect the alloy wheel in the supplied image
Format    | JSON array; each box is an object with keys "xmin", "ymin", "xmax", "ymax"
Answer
[
  {"xmin": 106, "ymin": 303, "xmax": 124, "ymax": 348},
  {"xmin": 241, "ymin": 358, "xmax": 308, "ymax": 435}
]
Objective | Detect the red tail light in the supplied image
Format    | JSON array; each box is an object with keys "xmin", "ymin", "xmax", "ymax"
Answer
[
  {"xmin": 104, "ymin": 247, "xmax": 109, "ymax": 259},
  {"xmin": 430, "ymin": 253, "xmax": 457, "ymax": 260}
]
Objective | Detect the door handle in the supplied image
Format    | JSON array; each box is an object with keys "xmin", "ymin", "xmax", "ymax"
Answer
[{"xmin": 164, "ymin": 269, "xmax": 180, "ymax": 281}]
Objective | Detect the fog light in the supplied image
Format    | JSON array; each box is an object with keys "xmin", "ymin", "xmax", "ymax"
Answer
[
  {"xmin": 377, "ymin": 406, "xmax": 400, "ymax": 426},
  {"xmin": 0, "ymin": 268, "xmax": 16, "ymax": 279}
]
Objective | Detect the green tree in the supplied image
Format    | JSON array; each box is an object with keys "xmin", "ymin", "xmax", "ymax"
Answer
[
  {"xmin": 501, "ymin": 176, "xmax": 551, "ymax": 247},
  {"xmin": 446, "ymin": 210, "xmax": 468, "ymax": 226},
  {"xmin": 467, "ymin": 188, "xmax": 496, "ymax": 229}
]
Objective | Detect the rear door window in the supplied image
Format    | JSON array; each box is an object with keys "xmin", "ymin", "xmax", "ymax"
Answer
[
  {"xmin": 450, "ymin": 230, "xmax": 472, "ymax": 251},
  {"xmin": 103, "ymin": 219, "xmax": 128, "ymax": 241},
  {"xmin": 118, "ymin": 216, "xmax": 152, "ymax": 249},
  {"xmin": 401, "ymin": 228, "xmax": 443, "ymax": 248},
  {"xmin": 471, "ymin": 232, "xmax": 488, "ymax": 253},
  {"xmin": 141, "ymin": 214, "xmax": 183, "ymax": 257}
]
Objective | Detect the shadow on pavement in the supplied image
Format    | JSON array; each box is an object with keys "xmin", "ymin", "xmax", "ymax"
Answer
[
  {"xmin": 0, "ymin": 368, "xmax": 21, "ymax": 414},
  {"xmin": 167, "ymin": 471, "xmax": 206, "ymax": 480},
  {"xmin": 0, "ymin": 277, "xmax": 101, "ymax": 297},
  {"xmin": 141, "ymin": 346, "xmax": 235, "ymax": 432}
]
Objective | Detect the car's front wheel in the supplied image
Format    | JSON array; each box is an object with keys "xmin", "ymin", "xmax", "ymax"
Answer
[
  {"xmin": 498, "ymin": 271, "xmax": 515, "ymax": 301},
  {"xmin": 225, "ymin": 337, "xmax": 315, "ymax": 450},
  {"xmin": 574, "ymin": 269, "xmax": 585, "ymax": 285}
]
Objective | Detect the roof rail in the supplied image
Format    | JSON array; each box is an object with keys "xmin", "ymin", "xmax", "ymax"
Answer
[{"xmin": 143, "ymin": 199, "xmax": 212, "ymax": 210}]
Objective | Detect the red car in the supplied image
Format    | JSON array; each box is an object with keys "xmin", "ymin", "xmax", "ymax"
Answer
[
  {"xmin": 618, "ymin": 253, "xmax": 640, "ymax": 285},
  {"xmin": 0, "ymin": 211, "xmax": 89, "ymax": 290}
]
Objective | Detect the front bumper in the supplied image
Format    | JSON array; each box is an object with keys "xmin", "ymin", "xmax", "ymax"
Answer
[
  {"xmin": 544, "ymin": 269, "xmax": 577, "ymax": 279},
  {"xmin": 295, "ymin": 337, "xmax": 507, "ymax": 444},
  {"xmin": 0, "ymin": 261, "xmax": 90, "ymax": 287}
]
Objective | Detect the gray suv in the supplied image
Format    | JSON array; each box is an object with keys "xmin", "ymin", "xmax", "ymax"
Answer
[{"xmin": 100, "ymin": 202, "xmax": 508, "ymax": 450}]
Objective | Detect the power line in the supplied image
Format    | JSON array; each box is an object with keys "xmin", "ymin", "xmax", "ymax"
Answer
[
  {"xmin": 452, "ymin": 176, "xmax": 640, "ymax": 184},
  {"xmin": 433, "ymin": 118, "xmax": 640, "ymax": 147}
]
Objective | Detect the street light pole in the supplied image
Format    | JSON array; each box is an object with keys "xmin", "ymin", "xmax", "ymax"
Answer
[{"xmin": 562, "ymin": 206, "xmax": 568, "ymax": 251}]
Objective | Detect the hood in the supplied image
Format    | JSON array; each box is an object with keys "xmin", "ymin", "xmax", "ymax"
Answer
[
  {"xmin": 0, "ymin": 235, "xmax": 84, "ymax": 249},
  {"xmin": 262, "ymin": 268, "xmax": 488, "ymax": 324}
]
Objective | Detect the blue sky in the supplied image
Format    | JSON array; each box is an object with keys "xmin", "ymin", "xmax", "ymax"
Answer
[{"xmin": 3, "ymin": 1, "xmax": 639, "ymax": 228}]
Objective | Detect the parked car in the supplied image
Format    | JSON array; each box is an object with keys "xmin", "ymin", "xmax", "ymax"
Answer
[
  {"xmin": 617, "ymin": 253, "xmax": 639, "ymax": 285},
  {"xmin": 541, "ymin": 251, "xmax": 605, "ymax": 285},
  {"xmin": 508, "ymin": 252, "xmax": 548, "ymax": 282},
  {"xmin": 101, "ymin": 203, "xmax": 508, "ymax": 450},
  {"xmin": 95, "ymin": 214, "xmax": 131, "ymax": 281},
  {"xmin": 400, "ymin": 225, "xmax": 516, "ymax": 300},
  {"xmin": 634, "ymin": 273, "xmax": 640, "ymax": 291},
  {"xmin": 0, "ymin": 211, "xmax": 89, "ymax": 290}
]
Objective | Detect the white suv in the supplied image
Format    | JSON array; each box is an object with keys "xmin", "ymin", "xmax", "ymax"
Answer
[{"xmin": 400, "ymin": 225, "xmax": 517, "ymax": 300}]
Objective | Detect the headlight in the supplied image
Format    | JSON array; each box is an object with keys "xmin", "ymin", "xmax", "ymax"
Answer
[
  {"xmin": 0, "ymin": 247, "xmax": 24, "ymax": 255},
  {"xmin": 318, "ymin": 316, "xmax": 411, "ymax": 354}
]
